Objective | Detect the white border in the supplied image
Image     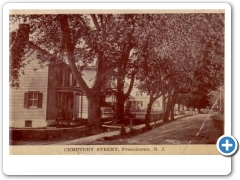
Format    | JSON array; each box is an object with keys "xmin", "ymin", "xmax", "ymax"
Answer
[
  {"xmin": 3, "ymin": 3, "xmax": 231, "ymax": 175},
  {"xmin": 3, "ymin": 2, "xmax": 232, "ymax": 10}
]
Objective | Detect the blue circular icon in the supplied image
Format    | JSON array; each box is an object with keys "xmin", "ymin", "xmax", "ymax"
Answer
[{"xmin": 217, "ymin": 135, "xmax": 238, "ymax": 156}]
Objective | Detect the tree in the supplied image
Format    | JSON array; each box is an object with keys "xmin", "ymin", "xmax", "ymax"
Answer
[
  {"xmin": 135, "ymin": 13, "xmax": 224, "ymax": 124},
  {"xmin": 176, "ymin": 92, "xmax": 210, "ymax": 113},
  {"xmin": 10, "ymin": 21, "xmax": 30, "ymax": 88},
  {"xmin": 109, "ymin": 15, "xmax": 137, "ymax": 123},
  {"xmin": 9, "ymin": 14, "xmax": 140, "ymax": 133},
  {"xmin": 10, "ymin": 13, "xmax": 224, "ymax": 132}
]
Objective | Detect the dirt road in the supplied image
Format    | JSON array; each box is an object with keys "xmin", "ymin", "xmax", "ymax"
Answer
[{"xmin": 71, "ymin": 114, "xmax": 223, "ymax": 145}]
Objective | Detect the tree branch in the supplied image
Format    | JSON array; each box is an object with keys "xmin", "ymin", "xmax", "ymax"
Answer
[
  {"xmin": 58, "ymin": 15, "xmax": 90, "ymax": 96},
  {"xmin": 124, "ymin": 70, "xmax": 136, "ymax": 99},
  {"xmin": 90, "ymin": 14, "xmax": 101, "ymax": 31},
  {"xmin": 99, "ymin": 14, "xmax": 103, "ymax": 28}
]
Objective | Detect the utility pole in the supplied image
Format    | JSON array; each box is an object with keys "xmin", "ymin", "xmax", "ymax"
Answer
[{"xmin": 219, "ymin": 86, "xmax": 222, "ymax": 114}]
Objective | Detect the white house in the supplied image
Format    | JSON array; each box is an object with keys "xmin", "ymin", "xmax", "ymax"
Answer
[{"xmin": 10, "ymin": 24, "xmax": 94, "ymax": 128}]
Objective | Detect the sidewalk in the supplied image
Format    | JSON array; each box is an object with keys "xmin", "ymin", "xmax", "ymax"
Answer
[{"xmin": 54, "ymin": 115, "xmax": 187, "ymax": 145}]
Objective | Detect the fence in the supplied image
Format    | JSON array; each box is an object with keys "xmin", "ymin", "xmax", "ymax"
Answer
[
  {"xmin": 100, "ymin": 107, "xmax": 163, "ymax": 122},
  {"xmin": 131, "ymin": 111, "xmax": 163, "ymax": 121}
]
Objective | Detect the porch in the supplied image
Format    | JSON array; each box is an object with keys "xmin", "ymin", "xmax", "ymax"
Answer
[{"xmin": 55, "ymin": 87, "xmax": 88, "ymax": 127}]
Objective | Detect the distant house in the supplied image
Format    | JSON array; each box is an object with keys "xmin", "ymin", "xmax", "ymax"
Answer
[
  {"xmin": 128, "ymin": 88, "xmax": 164, "ymax": 113},
  {"xmin": 126, "ymin": 83, "xmax": 164, "ymax": 119},
  {"xmin": 101, "ymin": 77, "xmax": 164, "ymax": 120}
]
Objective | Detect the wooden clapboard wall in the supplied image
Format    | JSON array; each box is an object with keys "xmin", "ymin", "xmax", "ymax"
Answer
[{"xmin": 10, "ymin": 47, "xmax": 49, "ymax": 128}]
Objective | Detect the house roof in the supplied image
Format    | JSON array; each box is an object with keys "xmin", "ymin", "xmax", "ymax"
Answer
[{"xmin": 11, "ymin": 24, "xmax": 98, "ymax": 89}]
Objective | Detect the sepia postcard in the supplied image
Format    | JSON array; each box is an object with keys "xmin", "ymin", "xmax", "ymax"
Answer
[
  {"xmin": 8, "ymin": 7, "xmax": 226, "ymax": 157},
  {"xmin": 3, "ymin": 2, "xmax": 233, "ymax": 176}
]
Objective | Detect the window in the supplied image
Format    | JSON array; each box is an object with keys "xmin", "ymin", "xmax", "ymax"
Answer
[
  {"xmin": 136, "ymin": 91, "xmax": 142, "ymax": 96},
  {"xmin": 24, "ymin": 91, "xmax": 43, "ymax": 108},
  {"xmin": 137, "ymin": 101, "xmax": 143, "ymax": 107},
  {"xmin": 29, "ymin": 92, "xmax": 38, "ymax": 107},
  {"xmin": 25, "ymin": 120, "xmax": 32, "ymax": 127},
  {"xmin": 69, "ymin": 73, "xmax": 73, "ymax": 86},
  {"xmin": 153, "ymin": 101, "xmax": 160, "ymax": 107}
]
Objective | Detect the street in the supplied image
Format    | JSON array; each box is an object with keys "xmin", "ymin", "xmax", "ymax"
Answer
[{"xmin": 56, "ymin": 113, "xmax": 223, "ymax": 145}]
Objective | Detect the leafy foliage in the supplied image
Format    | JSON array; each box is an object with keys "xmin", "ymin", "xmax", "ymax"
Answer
[
  {"xmin": 136, "ymin": 13, "xmax": 224, "ymax": 98},
  {"xmin": 9, "ymin": 13, "xmax": 224, "ymax": 128},
  {"xmin": 9, "ymin": 26, "xmax": 28, "ymax": 88},
  {"xmin": 176, "ymin": 92, "xmax": 210, "ymax": 110}
]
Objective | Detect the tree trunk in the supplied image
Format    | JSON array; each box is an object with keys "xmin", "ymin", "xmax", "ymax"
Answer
[
  {"xmin": 170, "ymin": 93, "xmax": 177, "ymax": 121},
  {"xmin": 162, "ymin": 94, "xmax": 166, "ymax": 113},
  {"xmin": 197, "ymin": 108, "xmax": 201, "ymax": 114},
  {"xmin": 88, "ymin": 94, "xmax": 102, "ymax": 134},
  {"xmin": 58, "ymin": 15, "xmax": 103, "ymax": 133},
  {"xmin": 116, "ymin": 96, "xmax": 125, "ymax": 123},
  {"xmin": 116, "ymin": 56, "xmax": 125, "ymax": 123},
  {"xmin": 145, "ymin": 96, "xmax": 154, "ymax": 129},
  {"xmin": 163, "ymin": 98, "xmax": 171, "ymax": 122},
  {"xmin": 170, "ymin": 102, "xmax": 175, "ymax": 121},
  {"xmin": 116, "ymin": 66, "xmax": 125, "ymax": 123},
  {"xmin": 116, "ymin": 71, "xmax": 135, "ymax": 124},
  {"xmin": 163, "ymin": 92, "xmax": 177, "ymax": 122}
]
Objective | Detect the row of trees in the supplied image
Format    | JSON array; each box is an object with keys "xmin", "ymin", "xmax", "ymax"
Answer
[{"xmin": 10, "ymin": 13, "xmax": 224, "ymax": 133}]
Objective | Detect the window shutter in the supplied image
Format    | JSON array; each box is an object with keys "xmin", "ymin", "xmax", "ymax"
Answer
[
  {"xmin": 24, "ymin": 92, "xmax": 29, "ymax": 108},
  {"xmin": 37, "ymin": 93, "xmax": 43, "ymax": 108}
]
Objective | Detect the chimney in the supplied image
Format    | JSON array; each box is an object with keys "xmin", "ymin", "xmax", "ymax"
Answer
[{"xmin": 17, "ymin": 24, "xmax": 30, "ymax": 42}]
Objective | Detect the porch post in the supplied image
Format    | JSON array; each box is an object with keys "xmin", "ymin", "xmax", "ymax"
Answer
[{"xmin": 81, "ymin": 94, "xmax": 83, "ymax": 119}]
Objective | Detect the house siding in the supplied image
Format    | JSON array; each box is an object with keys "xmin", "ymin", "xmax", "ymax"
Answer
[
  {"xmin": 129, "ymin": 81, "xmax": 163, "ymax": 113},
  {"xmin": 10, "ymin": 49, "xmax": 49, "ymax": 128}
]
